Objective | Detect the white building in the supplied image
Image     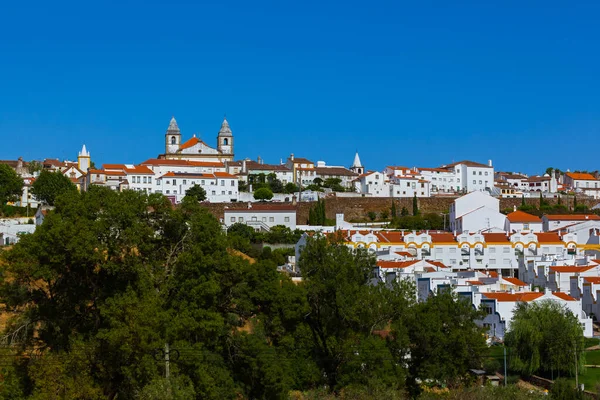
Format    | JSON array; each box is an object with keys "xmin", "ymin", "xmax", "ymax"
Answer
[
  {"xmin": 542, "ymin": 214, "xmax": 600, "ymax": 232},
  {"xmin": 224, "ymin": 204, "xmax": 297, "ymax": 231},
  {"xmin": 441, "ymin": 160, "xmax": 494, "ymax": 193},
  {"xmin": 505, "ymin": 210, "xmax": 543, "ymax": 233},
  {"xmin": 449, "ymin": 191, "xmax": 506, "ymax": 234},
  {"xmin": 156, "ymin": 171, "xmax": 238, "ymax": 203},
  {"xmin": 162, "ymin": 117, "xmax": 234, "ymax": 163}
]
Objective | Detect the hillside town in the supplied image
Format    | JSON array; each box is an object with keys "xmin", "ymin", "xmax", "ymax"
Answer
[{"xmin": 2, "ymin": 116, "xmax": 600, "ymax": 397}]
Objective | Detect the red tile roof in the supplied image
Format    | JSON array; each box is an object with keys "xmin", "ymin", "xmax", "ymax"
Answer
[
  {"xmin": 552, "ymin": 292, "xmax": 577, "ymax": 301},
  {"xmin": 482, "ymin": 233, "xmax": 510, "ymax": 243},
  {"xmin": 102, "ymin": 164, "xmax": 127, "ymax": 170},
  {"xmin": 429, "ymin": 232, "xmax": 456, "ymax": 243},
  {"xmin": 483, "ymin": 292, "xmax": 544, "ymax": 302},
  {"xmin": 466, "ymin": 280, "xmax": 484, "ymax": 285},
  {"xmin": 535, "ymin": 232, "xmax": 563, "ymax": 243},
  {"xmin": 178, "ymin": 136, "xmax": 209, "ymax": 150},
  {"xmin": 425, "ymin": 260, "xmax": 449, "ymax": 269},
  {"xmin": 125, "ymin": 165, "xmax": 154, "ymax": 174},
  {"xmin": 395, "ymin": 251, "xmax": 414, "ymax": 257},
  {"xmin": 506, "ymin": 211, "xmax": 542, "ymax": 223},
  {"xmin": 549, "ymin": 265, "xmax": 597, "ymax": 273},
  {"xmin": 376, "ymin": 260, "xmax": 420, "ymax": 269},
  {"xmin": 375, "ymin": 231, "xmax": 405, "ymax": 243},
  {"xmin": 566, "ymin": 172, "xmax": 597, "ymax": 181},
  {"xmin": 502, "ymin": 277, "xmax": 528, "ymax": 286},
  {"xmin": 584, "ymin": 277, "xmax": 600, "ymax": 284},
  {"xmin": 488, "ymin": 271, "xmax": 499, "ymax": 278}
]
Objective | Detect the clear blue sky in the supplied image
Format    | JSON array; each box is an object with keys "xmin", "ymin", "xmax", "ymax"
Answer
[{"xmin": 1, "ymin": 0, "xmax": 599, "ymax": 174}]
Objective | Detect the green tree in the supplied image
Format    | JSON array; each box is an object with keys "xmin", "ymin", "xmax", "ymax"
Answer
[
  {"xmin": 238, "ymin": 180, "xmax": 248, "ymax": 192},
  {"xmin": 184, "ymin": 184, "xmax": 206, "ymax": 201},
  {"xmin": 0, "ymin": 164, "xmax": 24, "ymax": 205},
  {"xmin": 380, "ymin": 210, "xmax": 389, "ymax": 220},
  {"xmin": 390, "ymin": 200, "xmax": 397, "ymax": 219},
  {"xmin": 505, "ymin": 301, "xmax": 585, "ymax": 377},
  {"xmin": 313, "ymin": 177, "xmax": 324, "ymax": 187},
  {"xmin": 367, "ymin": 211, "xmax": 377, "ymax": 221},
  {"xmin": 406, "ymin": 290, "xmax": 487, "ymax": 395},
  {"xmin": 254, "ymin": 187, "xmax": 274, "ymax": 201},
  {"xmin": 400, "ymin": 206, "xmax": 409, "ymax": 217},
  {"xmin": 298, "ymin": 235, "xmax": 414, "ymax": 391},
  {"xmin": 30, "ymin": 170, "xmax": 77, "ymax": 206},
  {"xmin": 573, "ymin": 195, "xmax": 578, "ymax": 211},
  {"xmin": 308, "ymin": 198, "xmax": 326, "ymax": 225},
  {"xmin": 412, "ymin": 193, "xmax": 419, "ymax": 216},
  {"xmin": 284, "ymin": 182, "xmax": 299, "ymax": 194}
]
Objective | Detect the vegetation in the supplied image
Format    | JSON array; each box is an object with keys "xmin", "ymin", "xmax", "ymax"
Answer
[
  {"xmin": 30, "ymin": 170, "xmax": 77, "ymax": 205},
  {"xmin": 0, "ymin": 164, "xmax": 24, "ymax": 206},
  {"xmin": 412, "ymin": 193, "xmax": 419, "ymax": 216},
  {"xmin": 505, "ymin": 301, "xmax": 585, "ymax": 378},
  {"xmin": 308, "ymin": 198, "xmax": 330, "ymax": 225},
  {"xmin": 246, "ymin": 173, "xmax": 299, "ymax": 194},
  {"xmin": 389, "ymin": 213, "xmax": 446, "ymax": 230},
  {"xmin": 253, "ymin": 187, "xmax": 274, "ymax": 201},
  {"xmin": 184, "ymin": 184, "xmax": 206, "ymax": 202},
  {"xmin": 0, "ymin": 188, "xmax": 494, "ymax": 398}
]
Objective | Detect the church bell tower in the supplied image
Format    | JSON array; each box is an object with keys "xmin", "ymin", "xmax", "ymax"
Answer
[
  {"xmin": 217, "ymin": 117, "xmax": 234, "ymax": 156},
  {"xmin": 165, "ymin": 117, "xmax": 181, "ymax": 154}
]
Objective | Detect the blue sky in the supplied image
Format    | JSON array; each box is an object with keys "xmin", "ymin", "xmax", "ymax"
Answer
[{"xmin": 1, "ymin": 0, "xmax": 599, "ymax": 174}]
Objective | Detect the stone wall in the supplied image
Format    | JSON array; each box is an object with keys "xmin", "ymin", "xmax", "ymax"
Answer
[{"xmin": 202, "ymin": 195, "xmax": 600, "ymax": 225}]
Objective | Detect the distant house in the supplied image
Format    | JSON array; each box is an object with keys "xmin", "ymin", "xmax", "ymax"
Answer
[
  {"xmin": 449, "ymin": 191, "xmax": 506, "ymax": 234},
  {"xmin": 505, "ymin": 210, "xmax": 542, "ymax": 233},
  {"xmin": 224, "ymin": 204, "xmax": 297, "ymax": 231}
]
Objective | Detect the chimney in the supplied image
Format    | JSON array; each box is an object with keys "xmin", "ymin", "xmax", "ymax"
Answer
[
  {"xmin": 247, "ymin": 202, "xmax": 252, "ymax": 209},
  {"xmin": 488, "ymin": 159, "xmax": 493, "ymax": 167},
  {"xmin": 290, "ymin": 153, "xmax": 294, "ymax": 161},
  {"xmin": 242, "ymin": 159, "xmax": 247, "ymax": 173},
  {"xmin": 291, "ymin": 195, "xmax": 297, "ymax": 206},
  {"xmin": 513, "ymin": 205, "xmax": 517, "ymax": 212}
]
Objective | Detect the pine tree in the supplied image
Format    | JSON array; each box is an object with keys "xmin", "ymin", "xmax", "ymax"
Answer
[
  {"xmin": 539, "ymin": 192, "xmax": 544, "ymax": 208},
  {"xmin": 573, "ymin": 195, "xmax": 578, "ymax": 211},
  {"xmin": 520, "ymin": 194, "xmax": 526, "ymax": 209},
  {"xmin": 391, "ymin": 200, "xmax": 397, "ymax": 219},
  {"xmin": 557, "ymin": 195, "xmax": 562, "ymax": 205}
]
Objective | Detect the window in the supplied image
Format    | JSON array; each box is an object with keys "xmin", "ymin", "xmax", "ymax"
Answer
[
  {"xmin": 284, "ymin": 217, "xmax": 290, "ymax": 222},
  {"xmin": 143, "ymin": 176, "xmax": 147, "ymax": 184},
  {"xmin": 201, "ymin": 180, "xmax": 205, "ymax": 185},
  {"xmin": 228, "ymin": 191, "xmax": 232, "ymax": 195},
  {"xmin": 450, "ymin": 248, "xmax": 456, "ymax": 253},
  {"xmin": 483, "ymin": 306, "xmax": 493, "ymax": 315},
  {"xmin": 479, "ymin": 171, "xmax": 482, "ymax": 175},
  {"xmin": 489, "ymin": 247, "xmax": 496, "ymax": 253},
  {"xmin": 183, "ymin": 179, "xmax": 187, "ymax": 185},
  {"xmin": 473, "ymin": 180, "xmax": 476, "ymax": 184},
  {"xmin": 523, "ymin": 223, "xmax": 529, "ymax": 230},
  {"xmin": 221, "ymin": 180, "xmax": 225, "ymax": 186},
  {"xmin": 262, "ymin": 217, "xmax": 267, "ymax": 221},
  {"xmin": 231, "ymin": 180, "xmax": 235, "ymax": 186},
  {"xmin": 485, "ymin": 171, "xmax": 488, "ymax": 176},
  {"xmin": 450, "ymin": 259, "xmax": 457, "ymax": 265},
  {"xmin": 221, "ymin": 191, "xmax": 225, "ymax": 195},
  {"xmin": 503, "ymin": 247, "xmax": 510, "ymax": 253},
  {"xmin": 223, "ymin": 138, "xmax": 228, "ymax": 145},
  {"xmin": 473, "ymin": 171, "xmax": 476, "ymax": 175},
  {"xmin": 490, "ymin": 258, "xmax": 496, "ymax": 264},
  {"xmin": 148, "ymin": 177, "xmax": 152, "ymax": 184},
  {"xmin": 406, "ymin": 182, "xmax": 410, "ymax": 187},
  {"xmin": 212, "ymin": 191, "xmax": 216, "ymax": 195},
  {"xmin": 171, "ymin": 136, "xmax": 176, "ymax": 145},
  {"xmin": 479, "ymin": 180, "xmax": 482, "ymax": 184},
  {"xmin": 269, "ymin": 217, "xmax": 275, "ymax": 222},
  {"xmin": 172, "ymin": 179, "xmax": 176, "ymax": 185},
  {"xmin": 166, "ymin": 190, "xmax": 170, "ymax": 194},
  {"xmin": 230, "ymin": 217, "xmax": 236, "ymax": 222},
  {"xmin": 239, "ymin": 217, "xmax": 244, "ymax": 222}
]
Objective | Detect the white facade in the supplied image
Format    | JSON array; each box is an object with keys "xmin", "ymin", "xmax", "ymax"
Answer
[
  {"xmin": 449, "ymin": 191, "xmax": 506, "ymax": 233},
  {"xmin": 224, "ymin": 204, "xmax": 297, "ymax": 231},
  {"xmin": 156, "ymin": 172, "xmax": 239, "ymax": 203}
]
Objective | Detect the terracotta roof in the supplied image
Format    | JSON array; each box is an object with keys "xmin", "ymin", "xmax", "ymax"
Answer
[
  {"xmin": 125, "ymin": 166, "xmax": 154, "ymax": 174},
  {"xmin": 225, "ymin": 204, "xmax": 297, "ymax": 212},
  {"xmin": 526, "ymin": 176, "xmax": 550, "ymax": 182},
  {"xmin": 443, "ymin": 160, "xmax": 492, "ymax": 169},
  {"xmin": 535, "ymin": 232, "xmax": 563, "ymax": 243},
  {"xmin": 179, "ymin": 136, "xmax": 210, "ymax": 151},
  {"xmin": 314, "ymin": 167, "xmax": 358, "ymax": 177},
  {"xmin": 102, "ymin": 164, "xmax": 127, "ymax": 170},
  {"xmin": 289, "ymin": 157, "xmax": 313, "ymax": 164},
  {"xmin": 483, "ymin": 292, "xmax": 544, "ymax": 302},
  {"xmin": 375, "ymin": 231, "xmax": 405, "ymax": 243},
  {"xmin": 545, "ymin": 214, "xmax": 600, "ymax": 221},
  {"xmin": 88, "ymin": 169, "xmax": 105, "ymax": 174},
  {"xmin": 552, "ymin": 292, "xmax": 577, "ymax": 301},
  {"xmin": 567, "ymin": 172, "xmax": 597, "ymax": 181},
  {"xmin": 425, "ymin": 260, "xmax": 449, "ymax": 269},
  {"xmin": 499, "ymin": 173, "xmax": 527, "ymax": 179},
  {"xmin": 214, "ymin": 172, "xmax": 237, "ymax": 178},
  {"xmin": 429, "ymin": 232, "xmax": 456, "ymax": 243},
  {"xmin": 488, "ymin": 271, "xmax": 499, "ymax": 278},
  {"xmin": 482, "ymin": 233, "xmax": 510, "ymax": 243},
  {"xmin": 502, "ymin": 277, "xmax": 528, "ymax": 286},
  {"xmin": 507, "ymin": 211, "xmax": 542, "ymax": 223},
  {"xmin": 105, "ymin": 170, "xmax": 126, "ymax": 176},
  {"xmin": 395, "ymin": 251, "xmax": 414, "ymax": 257},
  {"xmin": 246, "ymin": 161, "xmax": 291, "ymax": 172},
  {"xmin": 549, "ymin": 265, "xmax": 597, "ymax": 273},
  {"xmin": 418, "ymin": 167, "xmax": 452, "ymax": 173},
  {"xmin": 466, "ymin": 280, "xmax": 484, "ymax": 285},
  {"xmin": 141, "ymin": 159, "xmax": 225, "ymax": 168},
  {"xmin": 376, "ymin": 260, "xmax": 420, "ymax": 269},
  {"xmin": 584, "ymin": 277, "xmax": 600, "ymax": 284}
]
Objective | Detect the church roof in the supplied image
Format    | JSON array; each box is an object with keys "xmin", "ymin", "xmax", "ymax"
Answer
[
  {"xmin": 218, "ymin": 117, "xmax": 233, "ymax": 137},
  {"xmin": 79, "ymin": 144, "xmax": 89, "ymax": 157},
  {"xmin": 179, "ymin": 136, "xmax": 210, "ymax": 151},
  {"xmin": 167, "ymin": 117, "xmax": 180, "ymax": 133},
  {"xmin": 351, "ymin": 152, "xmax": 362, "ymax": 168}
]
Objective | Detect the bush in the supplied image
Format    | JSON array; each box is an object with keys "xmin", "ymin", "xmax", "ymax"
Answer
[
  {"xmin": 253, "ymin": 187, "xmax": 274, "ymax": 201},
  {"xmin": 550, "ymin": 378, "xmax": 582, "ymax": 400}
]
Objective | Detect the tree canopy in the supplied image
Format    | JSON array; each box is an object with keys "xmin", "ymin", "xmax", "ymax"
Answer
[
  {"xmin": 0, "ymin": 164, "xmax": 23, "ymax": 205},
  {"xmin": 253, "ymin": 187, "xmax": 274, "ymax": 201},
  {"xmin": 505, "ymin": 300, "xmax": 585, "ymax": 377},
  {"xmin": 184, "ymin": 184, "xmax": 206, "ymax": 202},
  {"xmin": 30, "ymin": 170, "xmax": 77, "ymax": 205}
]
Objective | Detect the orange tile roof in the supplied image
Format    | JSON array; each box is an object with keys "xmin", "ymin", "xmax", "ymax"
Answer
[
  {"xmin": 466, "ymin": 280, "xmax": 484, "ymax": 285},
  {"xmin": 549, "ymin": 265, "xmax": 597, "ymax": 273},
  {"xmin": 179, "ymin": 136, "xmax": 209, "ymax": 151},
  {"xmin": 375, "ymin": 231, "xmax": 405, "ymax": 243},
  {"xmin": 188, "ymin": 161, "xmax": 226, "ymax": 167},
  {"xmin": 88, "ymin": 169, "xmax": 105, "ymax": 174},
  {"xmin": 506, "ymin": 211, "xmax": 542, "ymax": 223},
  {"xmin": 502, "ymin": 277, "xmax": 528, "ymax": 286},
  {"xmin": 395, "ymin": 251, "xmax": 414, "ymax": 257},
  {"xmin": 566, "ymin": 172, "xmax": 597, "ymax": 181},
  {"xmin": 125, "ymin": 165, "xmax": 154, "ymax": 174},
  {"xmin": 376, "ymin": 260, "xmax": 420, "ymax": 269},
  {"xmin": 214, "ymin": 172, "xmax": 237, "ymax": 178},
  {"xmin": 429, "ymin": 232, "xmax": 456, "ymax": 243},
  {"xmin": 488, "ymin": 271, "xmax": 499, "ymax": 278},
  {"xmin": 535, "ymin": 232, "xmax": 563, "ymax": 243},
  {"xmin": 552, "ymin": 292, "xmax": 577, "ymax": 301},
  {"xmin": 104, "ymin": 170, "xmax": 126, "ymax": 176},
  {"xmin": 483, "ymin": 292, "xmax": 544, "ymax": 302},
  {"xmin": 482, "ymin": 233, "xmax": 510, "ymax": 243},
  {"xmin": 426, "ymin": 260, "xmax": 449, "ymax": 269},
  {"xmin": 545, "ymin": 214, "xmax": 600, "ymax": 221},
  {"xmin": 584, "ymin": 277, "xmax": 600, "ymax": 284},
  {"xmin": 102, "ymin": 164, "xmax": 127, "ymax": 170}
]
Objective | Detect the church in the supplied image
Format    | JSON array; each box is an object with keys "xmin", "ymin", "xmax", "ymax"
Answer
[{"xmin": 159, "ymin": 116, "xmax": 234, "ymax": 163}]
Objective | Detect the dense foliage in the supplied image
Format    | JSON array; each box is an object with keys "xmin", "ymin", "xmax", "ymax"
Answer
[
  {"xmin": 184, "ymin": 184, "xmax": 206, "ymax": 202},
  {"xmin": 0, "ymin": 164, "xmax": 24, "ymax": 206},
  {"xmin": 0, "ymin": 188, "xmax": 490, "ymax": 398},
  {"xmin": 31, "ymin": 170, "xmax": 77, "ymax": 205},
  {"xmin": 505, "ymin": 301, "xmax": 585, "ymax": 377}
]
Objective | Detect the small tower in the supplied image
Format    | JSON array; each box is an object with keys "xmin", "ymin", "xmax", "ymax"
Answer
[
  {"xmin": 350, "ymin": 152, "xmax": 363, "ymax": 175},
  {"xmin": 165, "ymin": 117, "xmax": 181, "ymax": 154},
  {"xmin": 217, "ymin": 117, "xmax": 234, "ymax": 155},
  {"xmin": 78, "ymin": 144, "xmax": 91, "ymax": 172}
]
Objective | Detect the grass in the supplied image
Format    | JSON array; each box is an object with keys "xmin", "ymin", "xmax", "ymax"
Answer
[
  {"xmin": 585, "ymin": 337, "xmax": 600, "ymax": 349},
  {"xmin": 564, "ymin": 367, "xmax": 600, "ymax": 392},
  {"xmin": 585, "ymin": 350, "xmax": 600, "ymax": 366}
]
